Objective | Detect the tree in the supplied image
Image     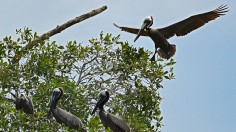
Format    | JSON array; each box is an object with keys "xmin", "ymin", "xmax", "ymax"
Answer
[
  {"xmin": 0, "ymin": 6, "xmax": 175, "ymax": 132},
  {"xmin": 0, "ymin": 28, "xmax": 175, "ymax": 131}
]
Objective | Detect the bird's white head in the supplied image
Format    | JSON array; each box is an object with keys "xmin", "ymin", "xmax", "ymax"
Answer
[
  {"xmin": 143, "ymin": 16, "xmax": 153, "ymax": 29},
  {"xmin": 134, "ymin": 16, "xmax": 153, "ymax": 42}
]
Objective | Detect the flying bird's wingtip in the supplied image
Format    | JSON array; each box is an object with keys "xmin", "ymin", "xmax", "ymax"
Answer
[
  {"xmin": 215, "ymin": 4, "xmax": 229, "ymax": 15},
  {"xmin": 113, "ymin": 23, "xmax": 121, "ymax": 29},
  {"xmin": 219, "ymin": 4, "xmax": 228, "ymax": 8}
]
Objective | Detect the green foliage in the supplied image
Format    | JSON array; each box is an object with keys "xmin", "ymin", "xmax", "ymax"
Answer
[{"xmin": 0, "ymin": 28, "xmax": 175, "ymax": 131}]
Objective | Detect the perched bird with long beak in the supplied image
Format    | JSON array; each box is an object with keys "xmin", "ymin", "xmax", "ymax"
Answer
[
  {"xmin": 48, "ymin": 88, "xmax": 86, "ymax": 131},
  {"xmin": 114, "ymin": 5, "xmax": 228, "ymax": 61},
  {"xmin": 91, "ymin": 91, "xmax": 130, "ymax": 132}
]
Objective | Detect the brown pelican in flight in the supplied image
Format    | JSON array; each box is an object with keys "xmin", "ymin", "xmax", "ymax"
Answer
[
  {"xmin": 91, "ymin": 91, "xmax": 130, "ymax": 132},
  {"xmin": 48, "ymin": 88, "xmax": 86, "ymax": 131},
  {"xmin": 114, "ymin": 5, "xmax": 228, "ymax": 61}
]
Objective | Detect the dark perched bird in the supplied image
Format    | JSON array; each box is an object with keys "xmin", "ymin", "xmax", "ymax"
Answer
[
  {"xmin": 114, "ymin": 5, "xmax": 228, "ymax": 61},
  {"xmin": 91, "ymin": 91, "xmax": 130, "ymax": 132},
  {"xmin": 10, "ymin": 92, "xmax": 34, "ymax": 114},
  {"xmin": 48, "ymin": 88, "xmax": 86, "ymax": 131}
]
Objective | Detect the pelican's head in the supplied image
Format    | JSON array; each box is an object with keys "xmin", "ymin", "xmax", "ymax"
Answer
[
  {"xmin": 48, "ymin": 88, "xmax": 63, "ymax": 117},
  {"xmin": 143, "ymin": 16, "xmax": 153, "ymax": 29},
  {"xmin": 91, "ymin": 91, "xmax": 110, "ymax": 115},
  {"xmin": 134, "ymin": 16, "xmax": 153, "ymax": 42}
]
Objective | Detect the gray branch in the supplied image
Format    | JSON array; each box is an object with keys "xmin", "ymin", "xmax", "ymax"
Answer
[
  {"xmin": 76, "ymin": 52, "xmax": 100, "ymax": 85},
  {"xmin": 12, "ymin": 5, "xmax": 108, "ymax": 64}
]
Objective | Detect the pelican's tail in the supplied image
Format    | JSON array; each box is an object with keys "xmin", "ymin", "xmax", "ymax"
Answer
[{"xmin": 157, "ymin": 44, "xmax": 176, "ymax": 60}]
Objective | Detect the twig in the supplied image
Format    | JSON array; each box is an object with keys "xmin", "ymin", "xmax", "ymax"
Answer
[
  {"xmin": 76, "ymin": 52, "xmax": 99, "ymax": 85},
  {"xmin": 5, "ymin": 98, "xmax": 16, "ymax": 103},
  {"xmin": 0, "ymin": 94, "xmax": 16, "ymax": 103},
  {"xmin": 12, "ymin": 5, "xmax": 108, "ymax": 64}
]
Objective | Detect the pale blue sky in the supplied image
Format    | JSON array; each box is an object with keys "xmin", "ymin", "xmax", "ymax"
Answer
[{"xmin": 0, "ymin": 0, "xmax": 235, "ymax": 132}]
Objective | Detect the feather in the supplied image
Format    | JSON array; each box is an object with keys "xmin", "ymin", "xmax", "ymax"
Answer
[
  {"xmin": 114, "ymin": 23, "xmax": 149, "ymax": 36},
  {"xmin": 159, "ymin": 5, "xmax": 229, "ymax": 39}
]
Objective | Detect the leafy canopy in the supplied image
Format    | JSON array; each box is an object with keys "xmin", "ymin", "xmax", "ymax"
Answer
[{"xmin": 0, "ymin": 28, "xmax": 175, "ymax": 131}]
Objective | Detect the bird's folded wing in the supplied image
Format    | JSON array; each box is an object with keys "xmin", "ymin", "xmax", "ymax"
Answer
[
  {"xmin": 56, "ymin": 108, "xmax": 83, "ymax": 128},
  {"xmin": 26, "ymin": 97, "xmax": 34, "ymax": 111},
  {"xmin": 159, "ymin": 5, "xmax": 228, "ymax": 39},
  {"xmin": 107, "ymin": 113, "xmax": 130, "ymax": 132}
]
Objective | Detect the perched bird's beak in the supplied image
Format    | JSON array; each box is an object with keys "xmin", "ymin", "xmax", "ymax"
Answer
[
  {"xmin": 91, "ymin": 96, "xmax": 105, "ymax": 115},
  {"xmin": 48, "ymin": 91, "xmax": 59, "ymax": 118}
]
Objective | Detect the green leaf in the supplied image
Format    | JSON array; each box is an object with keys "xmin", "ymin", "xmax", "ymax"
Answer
[{"xmin": 0, "ymin": 30, "xmax": 175, "ymax": 131}]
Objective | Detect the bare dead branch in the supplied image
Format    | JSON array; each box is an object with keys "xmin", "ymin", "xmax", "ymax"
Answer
[{"xmin": 12, "ymin": 5, "xmax": 108, "ymax": 64}]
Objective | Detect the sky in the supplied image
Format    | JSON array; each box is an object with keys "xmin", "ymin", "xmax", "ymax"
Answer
[{"xmin": 0, "ymin": 0, "xmax": 235, "ymax": 132}]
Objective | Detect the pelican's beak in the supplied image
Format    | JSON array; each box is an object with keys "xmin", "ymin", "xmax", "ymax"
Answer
[
  {"xmin": 134, "ymin": 16, "xmax": 153, "ymax": 42},
  {"xmin": 48, "ymin": 92, "xmax": 58, "ymax": 118},
  {"xmin": 134, "ymin": 22, "xmax": 148, "ymax": 42},
  {"xmin": 91, "ymin": 96, "xmax": 105, "ymax": 115},
  {"xmin": 10, "ymin": 92, "xmax": 17, "ymax": 99}
]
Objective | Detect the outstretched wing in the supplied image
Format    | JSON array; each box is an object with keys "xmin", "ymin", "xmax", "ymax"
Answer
[
  {"xmin": 159, "ymin": 5, "xmax": 228, "ymax": 39},
  {"xmin": 113, "ymin": 23, "xmax": 149, "ymax": 36}
]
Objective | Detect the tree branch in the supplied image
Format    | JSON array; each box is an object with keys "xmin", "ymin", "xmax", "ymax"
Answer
[
  {"xmin": 76, "ymin": 52, "xmax": 99, "ymax": 85},
  {"xmin": 12, "ymin": 5, "xmax": 107, "ymax": 64}
]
